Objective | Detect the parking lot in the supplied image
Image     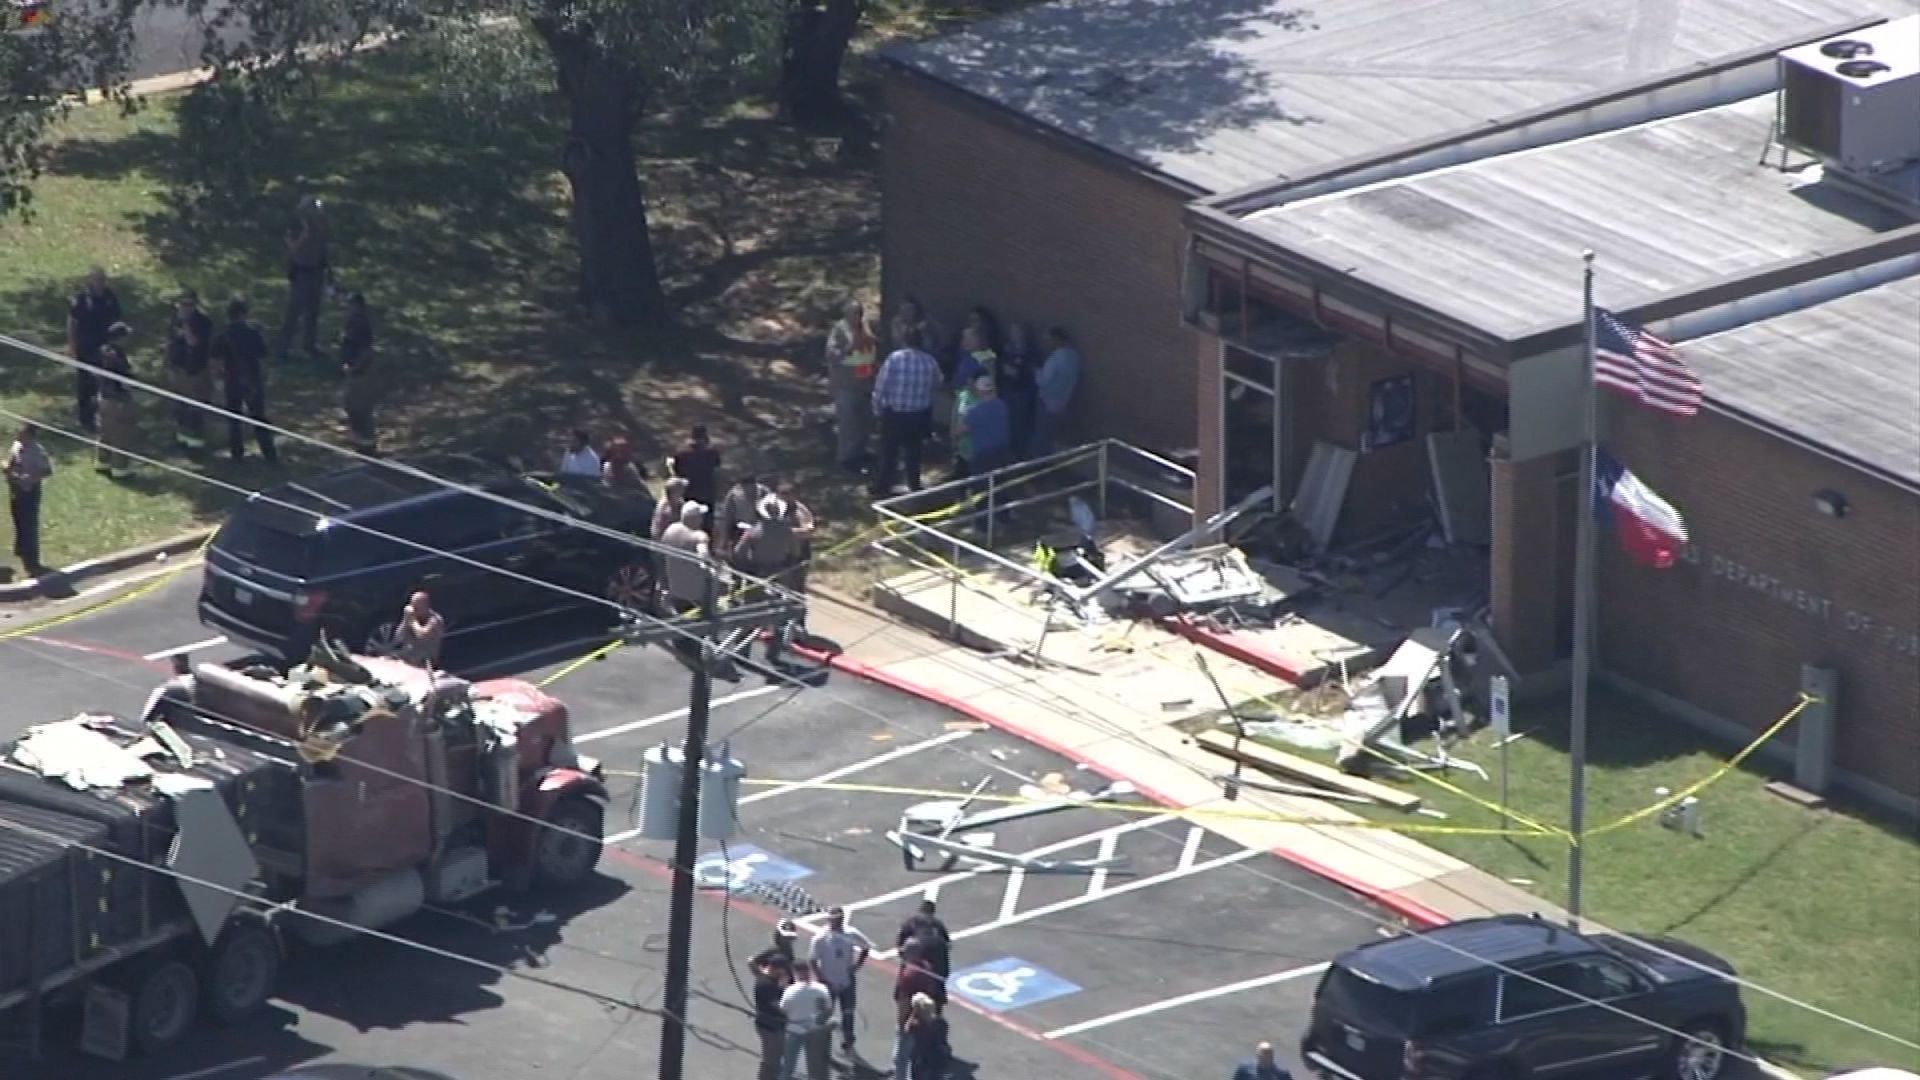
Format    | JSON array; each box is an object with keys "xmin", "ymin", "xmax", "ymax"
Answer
[{"xmin": 2, "ymin": 575, "xmax": 1399, "ymax": 1079}]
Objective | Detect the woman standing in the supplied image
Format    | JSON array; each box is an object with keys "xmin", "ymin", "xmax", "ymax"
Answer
[
  {"xmin": 825, "ymin": 299, "xmax": 878, "ymax": 472},
  {"xmin": 902, "ymin": 992, "xmax": 950, "ymax": 1079},
  {"xmin": 95, "ymin": 322, "xmax": 136, "ymax": 478}
]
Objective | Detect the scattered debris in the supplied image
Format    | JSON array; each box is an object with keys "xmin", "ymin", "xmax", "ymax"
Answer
[
  {"xmin": 943, "ymin": 721, "xmax": 989, "ymax": 733},
  {"xmin": 869, "ymin": 732, "xmax": 895, "ymax": 743}
]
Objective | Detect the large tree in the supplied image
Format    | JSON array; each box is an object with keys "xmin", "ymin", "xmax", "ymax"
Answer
[
  {"xmin": 1, "ymin": 0, "xmax": 141, "ymax": 216},
  {"xmin": 777, "ymin": 0, "xmax": 864, "ymax": 128}
]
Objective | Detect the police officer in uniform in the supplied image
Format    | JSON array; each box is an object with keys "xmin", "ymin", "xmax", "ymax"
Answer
[
  {"xmin": 66, "ymin": 267, "xmax": 123, "ymax": 434},
  {"xmin": 214, "ymin": 298, "xmax": 279, "ymax": 464}
]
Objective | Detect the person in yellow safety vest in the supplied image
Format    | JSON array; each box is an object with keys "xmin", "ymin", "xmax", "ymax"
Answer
[{"xmin": 825, "ymin": 299, "xmax": 877, "ymax": 473}]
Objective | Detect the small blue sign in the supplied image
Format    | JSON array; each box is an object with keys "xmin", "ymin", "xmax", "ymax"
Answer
[
  {"xmin": 693, "ymin": 845, "xmax": 813, "ymax": 893},
  {"xmin": 948, "ymin": 957, "xmax": 1082, "ymax": 1013}
]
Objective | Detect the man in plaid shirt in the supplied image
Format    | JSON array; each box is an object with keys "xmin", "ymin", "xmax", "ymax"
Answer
[{"xmin": 870, "ymin": 326, "xmax": 941, "ymax": 496}]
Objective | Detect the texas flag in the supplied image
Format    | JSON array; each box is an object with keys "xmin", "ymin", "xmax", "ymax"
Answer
[{"xmin": 1596, "ymin": 451, "xmax": 1690, "ymax": 569}]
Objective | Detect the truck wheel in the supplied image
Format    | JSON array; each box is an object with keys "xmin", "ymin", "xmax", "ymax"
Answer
[
  {"xmin": 130, "ymin": 961, "xmax": 200, "ymax": 1055},
  {"xmin": 204, "ymin": 921, "xmax": 280, "ymax": 1025},
  {"xmin": 535, "ymin": 795, "xmax": 605, "ymax": 889}
]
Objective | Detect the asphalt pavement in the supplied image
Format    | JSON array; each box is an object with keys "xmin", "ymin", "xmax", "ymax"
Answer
[{"xmin": 1, "ymin": 570, "xmax": 1397, "ymax": 1080}]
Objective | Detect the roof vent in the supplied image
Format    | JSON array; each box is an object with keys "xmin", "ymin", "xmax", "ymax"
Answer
[
  {"xmin": 1819, "ymin": 40, "xmax": 1873, "ymax": 59},
  {"xmin": 1777, "ymin": 16, "xmax": 1920, "ymax": 176}
]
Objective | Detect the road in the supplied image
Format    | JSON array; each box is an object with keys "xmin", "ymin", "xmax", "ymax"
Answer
[{"xmin": 0, "ymin": 570, "xmax": 1403, "ymax": 1080}]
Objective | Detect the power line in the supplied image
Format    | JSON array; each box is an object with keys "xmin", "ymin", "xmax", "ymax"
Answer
[
  {"xmin": 5, "ymin": 351, "xmax": 1903, "ymax": 1062},
  {"xmin": 0, "ymin": 331, "xmax": 793, "ymax": 593}
]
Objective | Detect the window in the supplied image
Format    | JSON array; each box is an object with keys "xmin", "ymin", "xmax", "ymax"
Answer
[
  {"xmin": 1499, "ymin": 963, "xmax": 1586, "ymax": 1020},
  {"xmin": 1567, "ymin": 957, "xmax": 1644, "ymax": 1001},
  {"xmin": 1415, "ymin": 976, "xmax": 1495, "ymax": 1036},
  {"xmin": 1317, "ymin": 967, "xmax": 1417, "ymax": 1036}
]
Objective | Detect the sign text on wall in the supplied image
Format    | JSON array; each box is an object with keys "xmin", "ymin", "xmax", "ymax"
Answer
[{"xmin": 1682, "ymin": 549, "xmax": 1920, "ymax": 657}]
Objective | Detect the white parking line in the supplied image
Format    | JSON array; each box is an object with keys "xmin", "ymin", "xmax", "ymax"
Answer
[
  {"xmin": 604, "ymin": 728, "xmax": 973, "ymax": 844},
  {"xmin": 1042, "ymin": 962, "xmax": 1331, "ymax": 1039},
  {"xmin": 998, "ymin": 868, "xmax": 1027, "ymax": 921},
  {"xmin": 802, "ymin": 813, "xmax": 1181, "ymax": 926},
  {"xmin": 877, "ymin": 846, "xmax": 1263, "ymax": 959},
  {"xmin": 576, "ymin": 684, "xmax": 783, "ymax": 745},
  {"xmin": 739, "ymin": 729, "xmax": 973, "ymax": 805},
  {"xmin": 144, "ymin": 635, "xmax": 228, "ymax": 661},
  {"xmin": 1088, "ymin": 831, "xmax": 1121, "ymax": 894},
  {"xmin": 1177, "ymin": 825, "xmax": 1205, "ymax": 870}
]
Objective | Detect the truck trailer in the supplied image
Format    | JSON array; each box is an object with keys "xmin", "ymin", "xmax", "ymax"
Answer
[{"xmin": 0, "ymin": 647, "xmax": 607, "ymax": 1062}]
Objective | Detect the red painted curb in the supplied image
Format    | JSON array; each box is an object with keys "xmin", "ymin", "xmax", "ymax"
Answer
[
  {"xmin": 603, "ymin": 844, "xmax": 1143, "ymax": 1080},
  {"xmin": 792, "ymin": 643, "xmax": 1451, "ymax": 932},
  {"xmin": 1160, "ymin": 615, "xmax": 1313, "ymax": 686}
]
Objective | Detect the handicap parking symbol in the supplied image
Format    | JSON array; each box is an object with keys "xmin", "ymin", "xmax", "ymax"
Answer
[
  {"xmin": 692, "ymin": 845, "xmax": 813, "ymax": 893},
  {"xmin": 948, "ymin": 957, "xmax": 1081, "ymax": 1013}
]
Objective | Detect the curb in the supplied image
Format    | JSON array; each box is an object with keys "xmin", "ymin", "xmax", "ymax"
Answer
[
  {"xmin": 791, "ymin": 641, "xmax": 1819, "ymax": 1080},
  {"xmin": 785, "ymin": 641, "xmax": 1452, "ymax": 931},
  {"xmin": 1160, "ymin": 614, "xmax": 1314, "ymax": 686},
  {"xmin": 0, "ymin": 528, "xmax": 213, "ymax": 603}
]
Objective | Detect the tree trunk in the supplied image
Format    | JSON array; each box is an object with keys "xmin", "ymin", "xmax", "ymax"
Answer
[
  {"xmin": 533, "ymin": 17, "xmax": 668, "ymax": 327},
  {"xmin": 778, "ymin": 0, "xmax": 864, "ymax": 129}
]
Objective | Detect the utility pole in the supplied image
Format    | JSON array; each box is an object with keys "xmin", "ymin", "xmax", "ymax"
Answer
[{"xmin": 658, "ymin": 570, "xmax": 720, "ymax": 1080}]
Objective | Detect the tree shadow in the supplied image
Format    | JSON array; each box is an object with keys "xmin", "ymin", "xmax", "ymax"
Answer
[
  {"xmin": 1656, "ymin": 814, "xmax": 1827, "ymax": 935},
  {"xmin": 883, "ymin": 0, "xmax": 1323, "ymax": 172},
  {"xmin": 4, "ymin": 38, "xmax": 891, "ymax": 549}
]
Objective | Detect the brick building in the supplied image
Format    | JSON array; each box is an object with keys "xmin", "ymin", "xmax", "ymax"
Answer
[
  {"xmin": 877, "ymin": 0, "xmax": 1908, "ymax": 453},
  {"xmin": 881, "ymin": 1, "xmax": 1920, "ymax": 813}
]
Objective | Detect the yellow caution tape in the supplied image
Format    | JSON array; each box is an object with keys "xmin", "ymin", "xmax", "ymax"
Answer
[
  {"xmin": 536, "ymin": 638, "xmax": 625, "ymax": 687},
  {"xmin": 0, "ymin": 533, "xmax": 212, "ymax": 643},
  {"xmin": 1585, "ymin": 693, "xmax": 1814, "ymax": 840}
]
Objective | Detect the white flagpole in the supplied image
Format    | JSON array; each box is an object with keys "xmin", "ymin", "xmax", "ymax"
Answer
[{"xmin": 1568, "ymin": 249, "xmax": 1599, "ymax": 925}]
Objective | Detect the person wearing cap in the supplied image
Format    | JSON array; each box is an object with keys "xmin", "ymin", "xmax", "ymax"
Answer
[
  {"xmin": 660, "ymin": 500, "xmax": 713, "ymax": 617},
  {"xmin": 751, "ymin": 940, "xmax": 794, "ymax": 1080},
  {"xmin": 166, "ymin": 288, "xmax": 214, "ymax": 450},
  {"xmin": 94, "ymin": 321, "xmax": 137, "ymax": 478},
  {"xmin": 67, "ymin": 267, "xmax": 123, "ymax": 435},
  {"xmin": 279, "ymin": 194, "xmax": 331, "ymax": 361},
  {"xmin": 214, "ymin": 297, "xmax": 278, "ymax": 464},
  {"xmin": 733, "ymin": 493, "xmax": 806, "ymax": 664},
  {"xmin": 807, "ymin": 906, "xmax": 873, "ymax": 1057},
  {"xmin": 339, "ymin": 291, "xmax": 376, "ymax": 453}
]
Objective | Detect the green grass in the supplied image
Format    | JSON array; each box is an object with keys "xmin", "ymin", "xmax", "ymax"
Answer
[
  {"xmin": 1235, "ymin": 685, "xmax": 1920, "ymax": 1075},
  {"xmin": 0, "ymin": 33, "xmax": 935, "ymax": 582}
]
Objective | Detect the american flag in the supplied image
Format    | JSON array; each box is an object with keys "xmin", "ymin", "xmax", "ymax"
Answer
[{"xmin": 1594, "ymin": 308, "xmax": 1701, "ymax": 417}]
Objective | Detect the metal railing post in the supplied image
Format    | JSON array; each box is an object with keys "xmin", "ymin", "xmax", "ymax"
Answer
[
  {"xmin": 1097, "ymin": 440, "xmax": 1110, "ymax": 520},
  {"xmin": 986, "ymin": 471, "xmax": 998, "ymax": 550},
  {"xmin": 948, "ymin": 534, "xmax": 960, "ymax": 639}
]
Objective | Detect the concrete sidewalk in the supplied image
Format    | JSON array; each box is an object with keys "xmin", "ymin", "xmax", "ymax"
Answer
[{"xmin": 803, "ymin": 587, "xmax": 1570, "ymax": 930}]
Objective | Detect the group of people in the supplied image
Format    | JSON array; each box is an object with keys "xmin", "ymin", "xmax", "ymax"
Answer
[
  {"xmin": 59, "ymin": 195, "xmax": 378, "ymax": 483},
  {"xmin": 749, "ymin": 901, "xmax": 954, "ymax": 1079},
  {"xmin": 827, "ymin": 298, "xmax": 1083, "ymax": 500}
]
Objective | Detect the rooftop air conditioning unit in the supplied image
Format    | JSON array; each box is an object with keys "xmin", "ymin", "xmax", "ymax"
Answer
[{"xmin": 1777, "ymin": 15, "xmax": 1920, "ymax": 174}]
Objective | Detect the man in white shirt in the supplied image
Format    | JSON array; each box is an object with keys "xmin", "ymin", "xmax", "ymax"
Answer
[
  {"xmin": 808, "ymin": 905, "xmax": 874, "ymax": 1055},
  {"xmin": 778, "ymin": 959, "xmax": 833, "ymax": 1080},
  {"xmin": 557, "ymin": 428, "xmax": 602, "ymax": 479}
]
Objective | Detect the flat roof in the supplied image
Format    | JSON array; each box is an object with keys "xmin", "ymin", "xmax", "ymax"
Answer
[
  {"xmin": 880, "ymin": 0, "xmax": 1918, "ymax": 195},
  {"xmin": 1234, "ymin": 96, "xmax": 1915, "ymax": 339},
  {"xmin": 1685, "ymin": 272, "xmax": 1920, "ymax": 486}
]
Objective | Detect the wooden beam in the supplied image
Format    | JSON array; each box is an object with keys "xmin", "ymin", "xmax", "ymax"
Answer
[{"xmin": 1193, "ymin": 729, "xmax": 1423, "ymax": 813}]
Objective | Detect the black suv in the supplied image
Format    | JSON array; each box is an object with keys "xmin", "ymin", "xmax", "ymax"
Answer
[
  {"xmin": 1302, "ymin": 915, "xmax": 1745, "ymax": 1080},
  {"xmin": 200, "ymin": 455, "xmax": 657, "ymax": 661}
]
